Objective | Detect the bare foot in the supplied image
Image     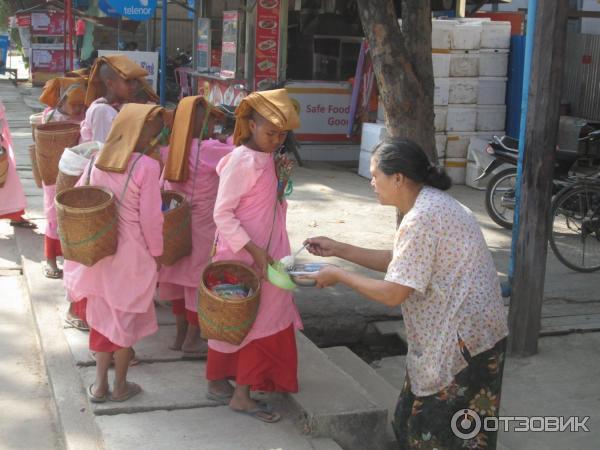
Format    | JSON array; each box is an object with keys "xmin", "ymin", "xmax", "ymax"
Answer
[
  {"xmin": 181, "ymin": 325, "xmax": 207, "ymax": 354},
  {"xmin": 169, "ymin": 316, "xmax": 188, "ymax": 351},
  {"xmin": 208, "ymin": 379, "xmax": 234, "ymax": 398}
]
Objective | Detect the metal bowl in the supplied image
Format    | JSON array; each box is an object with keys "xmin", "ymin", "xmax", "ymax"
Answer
[{"xmin": 288, "ymin": 262, "xmax": 331, "ymax": 288}]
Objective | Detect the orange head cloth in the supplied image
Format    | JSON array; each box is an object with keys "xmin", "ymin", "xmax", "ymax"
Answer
[
  {"xmin": 65, "ymin": 68, "xmax": 90, "ymax": 80},
  {"xmin": 134, "ymin": 78, "xmax": 160, "ymax": 104},
  {"xmin": 233, "ymin": 88, "xmax": 301, "ymax": 146},
  {"xmin": 163, "ymin": 96, "xmax": 224, "ymax": 182},
  {"xmin": 39, "ymin": 77, "xmax": 86, "ymax": 108},
  {"xmin": 85, "ymin": 55, "xmax": 149, "ymax": 106},
  {"xmin": 95, "ymin": 103, "xmax": 166, "ymax": 173}
]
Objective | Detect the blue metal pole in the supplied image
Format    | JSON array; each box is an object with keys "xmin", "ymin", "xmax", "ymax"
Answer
[
  {"xmin": 508, "ymin": 0, "xmax": 538, "ymax": 286},
  {"xmin": 160, "ymin": 0, "xmax": 168, "ymax": 106}
]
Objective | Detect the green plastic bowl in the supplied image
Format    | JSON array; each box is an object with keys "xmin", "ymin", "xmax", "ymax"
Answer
[{"xmin": 267, "ymin": 262, "xmax": 296, "ymax": 290}]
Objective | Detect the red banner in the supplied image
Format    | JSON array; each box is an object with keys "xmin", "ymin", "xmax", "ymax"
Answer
[
  {"xmin": 254, "ymin": 0, "xmax": 281, "ymax": 90},
  {"xmin": 16, "ymin": 13, "xmax": 31, "ymax": 27}
]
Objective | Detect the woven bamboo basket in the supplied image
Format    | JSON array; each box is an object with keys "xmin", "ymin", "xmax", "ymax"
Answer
[
  {"xmin": 35, "ymin": 122, "xmax": 80, "ymax": 185},
  {"xmin": 29, "ymin": 113, "xmax": 44, "ymax": 142},
  {"xmin": 0, "ymin": 148, "xmax": 8, "ymax": 188},
  {"xmin": 55, "ymin": 171, "xmax": 81, "ymax": 194},
  {"xmin": 55, "ymin": 186, "xmax": 118, "ymax": 266},
  {"xmin": 198, "ymin": 261, "xmax": 261, "ymax": 345},
  {"xmin": 160, "ymin": 190, "xmax": 192, "ymax": 266},
  {"xmin": 28, "ymin": 144, "xmax": 43, "ymax": 188}
]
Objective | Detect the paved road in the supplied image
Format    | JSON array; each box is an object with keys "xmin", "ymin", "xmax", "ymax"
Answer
[{"xmin": 0, "ymin": 223, "xmax": 64, "ymax": 450}]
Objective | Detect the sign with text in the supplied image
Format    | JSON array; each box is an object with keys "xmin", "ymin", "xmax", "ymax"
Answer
[
  {"xmin": 106, "ymin": 0, "xmax": 156, "ymax": 21},
  {"xmin": 254, "ymin": 0, "xmax": 281, "ymax": 90},
  {"xmin": 196, "ymin": 18, "xmax": 211, "ymax": 72},
  {"xmin": 31, "ymin": 11, "xmax": 65, "ymax": 36},
  {"xmin": 286, "ymin": 81, "xmax": 354, "ymax": 142},
  {"xmin": 31, "ymin": 49, "xmax": 66, "ymax": 72},
  {"xmin": 98, "ymin": 50, "xmax": 159, "ymax": 91},
  {"xmin": 220, "ymin": 10, "xmax": 240, "ymax": 79}
]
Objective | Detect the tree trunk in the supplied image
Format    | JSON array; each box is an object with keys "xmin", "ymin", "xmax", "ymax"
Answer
[{"xmin": 356, "ymin": 0, "xmax": 437, "ymax": 163}]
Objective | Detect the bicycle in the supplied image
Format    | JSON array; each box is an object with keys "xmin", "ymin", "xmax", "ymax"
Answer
[{"xmin": 549, "ymin": 174, "xmax": 600, "ymax": 272}]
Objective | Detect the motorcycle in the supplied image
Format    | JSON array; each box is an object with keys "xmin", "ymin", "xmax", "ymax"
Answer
[{"xmin": 477, "ymin": 121, "xmax": 600, "ymax": 229}]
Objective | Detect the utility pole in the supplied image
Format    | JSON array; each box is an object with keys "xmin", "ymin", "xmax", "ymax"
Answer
[{"xmin": 509, "ymin": 1, "xmax": 570, "ymax": 356}]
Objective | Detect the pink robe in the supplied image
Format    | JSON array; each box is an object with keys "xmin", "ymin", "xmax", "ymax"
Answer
[
  {"xmin": 79, "ymin": 98, "xmax": 118, "ymax": 144},
  {"xmin": 159, "ymin": 138, "xmax": 234, "ymax": 312},
  {"xmin": 63, "ymin": 155, "xmax": 164, "ymax": 347},
  {"xmin": 0, "ymin": 101, "xmax": 27, "ymax": 217},
  {"xmin": 210, "ymin": 145, "xmax": 302, "ymax": 354}
]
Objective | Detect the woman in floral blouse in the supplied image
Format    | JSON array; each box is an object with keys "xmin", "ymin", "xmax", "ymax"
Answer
[{"xmin": 304, "ymin": 139, "xmax": 509, "ymax": 450}]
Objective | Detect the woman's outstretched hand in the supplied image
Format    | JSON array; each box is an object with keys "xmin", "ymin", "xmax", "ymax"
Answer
[
  {"xmin": 303, "ymin": 265, "xmax": 343, "ymax": 288},
  {"xmin": 303, "ymin": 237, "xmax": 340, "ymax": 258}
]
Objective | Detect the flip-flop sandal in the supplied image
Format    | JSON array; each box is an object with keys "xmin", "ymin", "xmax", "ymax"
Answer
[
  {"xmin": 109, "ymin": 382, "xmax": 142, "ymax": 402},
  {"xmin": 206, "ymin": 391, "xmax": 233, "ymax": 405},
  {"xmin": 10, "ymin": 220, "xmax": 37, "ymax": 229},
  {"xmin": 65, "ymin": 315, "xmax": 90, "ymax": 331},
  {"xmin": 233, "ymin": 404, "xmax": 281, "ymax": 423},
  {"xmin": 42, "ymin": 263, "xmax": 63, "ymax": 279},
  {"xmin": 87, "ymin": 384, "xmax": 108, "ymax": 403}
]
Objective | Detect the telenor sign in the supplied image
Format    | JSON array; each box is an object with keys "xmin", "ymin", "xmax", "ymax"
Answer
[{"xmin": 107, "ymin": 0, "xmax": 156, "ymax": 21}]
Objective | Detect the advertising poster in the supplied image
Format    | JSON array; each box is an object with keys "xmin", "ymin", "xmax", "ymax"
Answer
[
  {"xmin": 196, "ymin": 18, "xmax": 211, "ymax": 72},
  {"xmin": 106, "ymin": 0, "xmax": 156, "ymax": 21},
  {"xmin": 98, "ymin": 50, "xmax": 159, "ymax": 91},
  {"xmin": 220, "ymin": 11, "xmax": 239, "ymax": 79},
  {"xmin": 254, "ymin": 0, "xmax": 281, "ymax": 90},
  {"xmin": 30, "ymin": 11, "xmax": 65, "ymax": 36},
  {"xmin": 31, "ymin": 49, "xmax": 66, "ymax": 72}
]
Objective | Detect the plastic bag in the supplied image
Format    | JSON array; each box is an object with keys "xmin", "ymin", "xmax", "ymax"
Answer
[{"xmin": 58, "ymin": 141, "xmax": 102, "ymax": 176}]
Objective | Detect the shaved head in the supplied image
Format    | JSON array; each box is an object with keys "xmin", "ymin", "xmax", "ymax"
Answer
[{"xmin": 99, "ymin": 64, "xmax": 118, "ymax": 83}]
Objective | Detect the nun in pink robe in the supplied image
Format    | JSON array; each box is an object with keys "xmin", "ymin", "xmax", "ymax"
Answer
[
  {"xmin": 40, "ymin": 105, "xmax": 85, "ymax": 278},
  {"xmin": 0, "ymin": 101, "xmax": 28, "ymax": 222},
  {"xmin": 63, "ymin": 105, "xmax": 165, "ymax": 349},
  {"xmin": 158, "ymin": 138, "xmax": 234, "ymax": 321},
  {"xmin": 206, "ymin": 145, "xmax": 303, "ymax": 392}
]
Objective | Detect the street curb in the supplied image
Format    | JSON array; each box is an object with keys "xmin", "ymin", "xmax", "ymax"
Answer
[{"xmin": 14, "ymin": 227, "xmax": 105, "ymax": 450}]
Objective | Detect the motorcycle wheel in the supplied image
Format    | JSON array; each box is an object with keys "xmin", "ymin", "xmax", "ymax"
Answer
[{"xmin": 485, "ymin": 168, "xmax": 517, "ymax": 230}]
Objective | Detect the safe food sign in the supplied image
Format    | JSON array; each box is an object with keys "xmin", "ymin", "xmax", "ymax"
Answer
[{"xmin": 286, "ymin": 82, "xmax": 353, "ymax": 142}]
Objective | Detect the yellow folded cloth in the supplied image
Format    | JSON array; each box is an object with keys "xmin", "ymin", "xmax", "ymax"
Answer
[
  {"xmin": 233, "ymin": 88, "xmax": 301, "ymax": 146},
  {"xmin": 164, "ymin": 96, "xmax": 224, "ymax": 182},
  {"xmin": 39, "ymin": 77, "xmax": 86, "ymax": 108},
  {"xmin": 95, "ymin": 103, "xmax": 166, "ymax": 173}
]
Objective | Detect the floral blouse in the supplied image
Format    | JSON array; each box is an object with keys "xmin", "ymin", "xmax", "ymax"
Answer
[{"xmin": 385, "ymin": 186, "xmax": 508, "ymax": 396}]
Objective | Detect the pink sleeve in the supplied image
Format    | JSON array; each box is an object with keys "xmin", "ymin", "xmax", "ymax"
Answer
[
  {"xmin": 213, "ymin": 152, "xmax": 260, "ymax": 253},
  {"xmin": 136, "ymin": 158, "xmax": 164, "ymax": 257}
]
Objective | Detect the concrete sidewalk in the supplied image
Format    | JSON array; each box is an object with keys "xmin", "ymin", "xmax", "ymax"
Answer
[{"xmin": 2, "ymin": 79, "xmax": 599, "ymax": 449}]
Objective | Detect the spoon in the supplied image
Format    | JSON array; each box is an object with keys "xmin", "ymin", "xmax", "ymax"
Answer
[{"xmin": 281, "ymin": 244, "xmax": 308, "ymax": 270}]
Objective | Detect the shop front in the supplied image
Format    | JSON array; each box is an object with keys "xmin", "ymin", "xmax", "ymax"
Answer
[{"xmin": 192, "ymin": 0, "xmax": 366, "ymax": 144}]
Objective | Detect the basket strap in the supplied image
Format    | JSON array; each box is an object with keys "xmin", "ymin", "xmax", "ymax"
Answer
[{"xmin": 197, "ymin": 306, "xmax": 256, "ymax": 333}]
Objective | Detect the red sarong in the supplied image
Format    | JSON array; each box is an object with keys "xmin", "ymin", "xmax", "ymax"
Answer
[
  {"xmin": 0, "ymin": 209, "xmax": 25, "ymax": 221},
  {"xmin": 44, "ymin": 236, "xmax": 63, "ymax": 259},
  {"xmin": 206, "ymin": 324, "xmax": 298, "ymax": 392},
  {"xmin": 89, "ymin": 327, "xmax": 122, "ymax": 352},
  {"xmin": 71, "ymin": 297, "xmax": 88, "ymax": 322},
  {"xmin": 186, "ymin": 309, "xmax": 199, "ymax": 326},
  {"xmin": 171, "ymin": 298, "xmax": 185, "ymax": 315}
]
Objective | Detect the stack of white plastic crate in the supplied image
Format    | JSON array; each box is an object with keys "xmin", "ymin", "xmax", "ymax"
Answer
[
  {"xmin": 358, "ymin": 19, "xmax": 511, "ymax": 183},
  {"xmin": 434, "ymin": 19, "xmax": 511, "ymax": 185}
]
